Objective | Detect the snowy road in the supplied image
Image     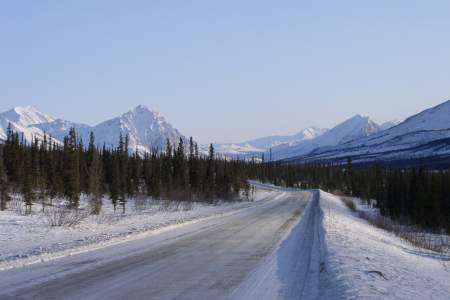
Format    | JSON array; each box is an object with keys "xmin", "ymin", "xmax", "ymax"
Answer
[{"xmin": 0, "ymin": 191, "xmax": 312, "ymax": 300}]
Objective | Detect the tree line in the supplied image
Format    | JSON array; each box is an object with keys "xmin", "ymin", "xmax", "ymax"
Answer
[
  {"xmin": 1, "ymin": 124, "xmax": 449, "ymax": 233},
  {"xmin": 251, "ymin": 159, "xmax": 450, "ymax": 233},
  {"xmin": 0, "ymin": 124, "xmax": 250, "ymax": 214}
]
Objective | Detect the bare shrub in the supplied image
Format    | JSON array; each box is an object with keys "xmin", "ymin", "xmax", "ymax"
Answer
[
  {"xmin": 158, "ymin": 200, "xmax": 176, "ymax": 212},
  {"xmin": 94, "ymin": 213, "xmax": 123, "ymax": 225},
  {"xmin": 359, "ymin": 210, "xmax": 450, "ymax": 258},
  {"xmin": 157, "ymin": 200, "xmax": 194, "ymax": 212},
  {"xmin": 340, "ymin": 196, "xmax": 356, "ymax": 212},
  {"xmin": 133, "ymin": 195, "xmax": 149, "ymax": 211},
  {"xmin": 45, "ymin": 207, "xmax": 89, "ymax": 227},
  {"xmin": 181, "ymin": 201, "xmax": 193, "ymax": 211},
  {"xmin": 10, "ymin": 196, "xmax": 27, "ymax": 215}
]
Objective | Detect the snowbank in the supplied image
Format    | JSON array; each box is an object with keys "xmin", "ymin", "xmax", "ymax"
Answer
[
  {"xmin": 234, "ymin": 184, "xmax": 450, "ymax": 300},
  {"xmin": 232, "ymin": 191, "xmax": 326, "ymax": 300},
  {"xmin": 320, "ymin": 191, "xmax": 450, "ymax": 299}
]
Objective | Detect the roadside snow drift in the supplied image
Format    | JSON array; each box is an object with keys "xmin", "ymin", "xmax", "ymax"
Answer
[
  {"xmin": 232, "ymin": 191, "xmax": 326, "ymax": 300},
  {"xmin": 320, "ymin": 191, "xmax": 450, "ymax": 300}
]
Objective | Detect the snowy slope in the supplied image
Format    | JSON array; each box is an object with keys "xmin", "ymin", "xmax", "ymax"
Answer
[
  {"xmin": 35, "ymin": 119, "xmax": 92, "ymax": 141},
  {"xmin": 241, "ymin": 127, "xmax": 328, "ymax": 149},
  {"xmin": 0, "ymin": 106, "xmax": 55, "ymax": 142},
  {"xmin": 320, "ymin": 191, "xmax": 450, "ymax": 299},
  {"xmin": 380, "ymin": 120, "xmax": 401, "ymax": 130},
  {"xmin": 0, "ymin": 105, "xmax": 186, "ymax": 153},
  {"xmin": 213, "ymin": 143, "xmax": 266, "ymax": 156},
  {"xmin": 290, "ymin": 100, "xmax": 450, "ymax": 165},
  {"xmin": 272, "ymin": 115, "xmax": 381, "ymax": 160},
  {"xmin": 214, "ymin": 127, "xmax": 327, "ymax": 158},
  {"xmin": 91, "ymin": 105, "xmax": 185, "ymax": 153}
]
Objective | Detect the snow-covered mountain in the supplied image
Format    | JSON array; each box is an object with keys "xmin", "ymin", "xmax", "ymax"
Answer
[
  {"xmin": 0, "ymin": 105, "xmax": 185, "ymax": 153},
  {"xmin": 214, "ymin": 127, "xmax": 327, "ymax": 158},
  {"xmin": 34, "ymin": 119, "xmax": 92, "ymax": 141},
  {"xmin": 91, "ymin": 105, "xmax": 184, "ymax": 153},
  {"xmin": 287, "ymin": 100, "xmax": 450, "ymax": 166},
  {"xmin": 3, "ymin": 100, "xmax": 449, "ymax": 166},
  {"xmin": 0, "ymin": 106, "xmax": 55, "ymax": 142},
  {"xmin": 270, "ymin": 115, "xmax": 382, "ymax": 160},
  {"xmin": 380, "ymin": 120, "xmax": 401, "ymax": 130}
]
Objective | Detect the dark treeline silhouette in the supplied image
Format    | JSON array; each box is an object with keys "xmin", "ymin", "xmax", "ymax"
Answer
[
  {"xmin": 0, "ymin": 125, "xmax": 251, "ymax": 214},
  {"xmin": 1, "ymin": 124, "xmax": 449, "ymax": 233},
  {"xmin": 251, "ymin": 159, "xmax": 450, "ymax": 233}
]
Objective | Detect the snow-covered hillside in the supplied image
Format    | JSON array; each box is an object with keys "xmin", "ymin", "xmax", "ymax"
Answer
[
  {"xmin": 0, "ymin": 105, "xmax": 186, "ymax": 153},
  {"xmin": 0, "ymin": 106, "xmax": 55, "ymax": 142},
  {"xmin": 271, "ymin": 115, "xmax": 381, "ymax": 160},
  {"xmin": 319, "ymin": 191, "xmax": 450, "ymax": 299},
  {"xmin": 35, "ymin": 119, "xmax": 92, "ymax": 141},
  {"xmin": 214, "ymin": 127, "xmax": 327, "ymax": 158},
  {"xmin": 380, "ymin": 120, "xmax": 401, "ymax": 130},
  {"xmin": 289, "ymin": 100, "xmax": 450, "ymax": 165},
  {"xmin": 90, "ymin": 105, "xmax": 185, "ymax": 153}
]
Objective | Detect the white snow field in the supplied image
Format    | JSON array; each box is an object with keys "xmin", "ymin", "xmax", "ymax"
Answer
[{"xmin": 0, "ymin": 186, "xmax": 449, "ymax": 299}]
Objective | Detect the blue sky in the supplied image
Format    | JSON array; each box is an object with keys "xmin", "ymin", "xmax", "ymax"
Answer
[{"xmin": 1, "ymin": 1, "xmax": 450, "ymax": 143}]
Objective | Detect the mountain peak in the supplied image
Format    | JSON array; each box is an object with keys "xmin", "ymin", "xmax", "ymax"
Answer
[
  {"xmin": 13, "ymin": 105, "xmax": 38, "ymax": 113},
  {"xmin": 1, "ymin": 106, "xmax": 54, "ymax": 127},
  {"xmin": 346, "ymin": 114, "xmax": 370, "ymax": 122},
  {"xmin": 387, "ymin": 99, "xmax": 450, "ymax": 133},
  {"xmin": 0, "ymin": 105, "xmax": 184, "ymax": 153},
  {"xmin": 130, "ymin": 104, "xmax": 156, "ymax": 114},
  {"xmin": 295, "ymin": 126, "xmax": 328, "ymax": 140}
]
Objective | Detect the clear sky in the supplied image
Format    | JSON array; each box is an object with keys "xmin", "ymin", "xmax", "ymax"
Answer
[{"xmin": 1, "ymin": 1, "xmax": 450, "ymax": 143}]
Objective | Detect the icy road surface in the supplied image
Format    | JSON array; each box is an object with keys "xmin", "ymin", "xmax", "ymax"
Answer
[{"xmin": 0, "ymin": 191, "xmax": 313, "ymax": 300}]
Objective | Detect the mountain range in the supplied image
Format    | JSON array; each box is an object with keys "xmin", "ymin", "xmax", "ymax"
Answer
[
  {"xmin": 212, "ymin": 127, "xmax": 327, "ymax": 158},
  {"xmin": 286, "ymin": 100, "xmax": 450, "ymax": 167},
  {"xmin": 1, "ymin": 100, "xmax": 449, "ymax": 167},
  {"xmin": 0, "ymin": 105, "xmax": 184, "ymax": 153},
  {"xmin": 214, "ymin": 115, "xmax": 400, "ymax": 160}
]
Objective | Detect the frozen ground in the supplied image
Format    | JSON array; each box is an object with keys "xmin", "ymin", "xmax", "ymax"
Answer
[
  {"xmin": 1, "ymin": 185, "xmax": 449, "ymax": 299},
  {"xmin": 0, "ymin": 189, "xmax": 274, "ymax": 270},
  {"xmin": 0, "ymin": 189, "xmax": 309, "ymax": 300}
]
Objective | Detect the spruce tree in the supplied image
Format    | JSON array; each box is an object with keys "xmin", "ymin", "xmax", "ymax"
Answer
[
  {"xmin": 110, "ymin": 152, "xmax": 120, "ymax": 213},
  {"xmin": 205, "ymin": 144, "xmax": 216, "ymax": 200},
  {"xmin": 188, "ymin": 137, "xmax": 199, "ymax": 195},
  {"xmin": 0, "ymin": 145, "xmax": 10, "ymax": 210},
  {"xmin": 65, "ymin": 128, "xmax": 81, "ymax": 208},
  {"xmin": 88, "ymin": 133, "xmax": 103, "ymax": 214},
  {"xmin": 22, "ymin": 151, "xmax": 35, "ymax": 214}
]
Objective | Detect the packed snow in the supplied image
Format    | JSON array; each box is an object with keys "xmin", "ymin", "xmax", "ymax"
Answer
[{"xmin": 0, "ymin": 189, "xmax": 274, "ymax": 270}]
